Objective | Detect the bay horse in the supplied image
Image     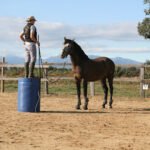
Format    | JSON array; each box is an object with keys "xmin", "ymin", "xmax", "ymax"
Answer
[{"xmin": 61, "ymin": 37, "xmax": 115, "ymax": 110}]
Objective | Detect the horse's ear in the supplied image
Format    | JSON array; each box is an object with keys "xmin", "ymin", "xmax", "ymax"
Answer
[{"xmin": 64, "ymin": 37, "xmax": 67, "ymax": 41}]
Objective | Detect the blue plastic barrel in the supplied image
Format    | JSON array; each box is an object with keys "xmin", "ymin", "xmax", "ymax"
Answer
[{"xmin": 18, "ymin": 78, "xmax": 41, "ymax": 112}]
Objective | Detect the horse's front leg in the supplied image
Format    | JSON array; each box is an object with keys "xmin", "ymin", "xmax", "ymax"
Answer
[
  {"xmin": 75, "ymin": 79, "xmax": 81, "ymax": 110},
  {"xmin": 83, "ymin": 80, "xmax": 88, "ymax": 110}
]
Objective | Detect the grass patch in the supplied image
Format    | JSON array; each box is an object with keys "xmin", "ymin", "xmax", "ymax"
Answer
[{"xmin": 1, "ymin": 79, "xmax": 143, "ymax": 98}]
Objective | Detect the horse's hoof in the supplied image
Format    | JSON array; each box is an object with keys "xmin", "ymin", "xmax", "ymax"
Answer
[
  {"xmin": 83, "ymin": 105, "xmax": 88, "ymax": 110},
  {"xmin": 76, "ymin": 105, "xmax": 80, "ymax": 110},
  {"xmin": 102, "ymin": 105, "xmax": 106, "ymax": 109},
  {"xmin": 109, "ymin": 105, "xmax": 112, "ymax": 109}
]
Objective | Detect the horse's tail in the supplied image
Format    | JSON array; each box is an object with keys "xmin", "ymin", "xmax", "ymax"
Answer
[{"xmin": 108, "ymin": 58, "xmax": 115, "ymax": 78}]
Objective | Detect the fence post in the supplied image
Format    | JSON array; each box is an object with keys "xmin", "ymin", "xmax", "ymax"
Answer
[
  {"xmin": 90, "ymin": 82, "xmax": 95, "ymax": 96},
  {"xmin": 1, "ymin": 57, "xmax": 5, "ymax": 93},
  {"xmin": 140, "ymin": 67, "xmax": 145, "ymax": 97},
  {"xmin": 44, "ymin": 68, "xmax": 48, "ymax": 95}
]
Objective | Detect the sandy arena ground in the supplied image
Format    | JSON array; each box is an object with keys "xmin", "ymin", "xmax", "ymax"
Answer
[{"xmin": 0, "ymin": 93, "xmax": 150, "ymax": 150}]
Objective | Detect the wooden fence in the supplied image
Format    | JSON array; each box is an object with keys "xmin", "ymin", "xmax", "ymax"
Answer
[
  {"xmin": 0, "ymin": 57, "xmax": 97, "ymax": 95},
  {"xmin": 140, "ymin": 66, "xmax": 150, "ymax": 98},
  {"xmin": 0, "ymin": 57, "xmax": 49, "ymax": 94},
  {"xmin": 1, "ymin": 57, "xmax": 148, "ymax": 97}
]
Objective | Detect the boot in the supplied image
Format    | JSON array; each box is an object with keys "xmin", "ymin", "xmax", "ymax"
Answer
[
  {"xmin": 29, "ymin": 62, "xmax": 35, "ymax": 78},
  {"xmin": 25, "ymin": 62, "xmax": 29, "ymax": 78}
]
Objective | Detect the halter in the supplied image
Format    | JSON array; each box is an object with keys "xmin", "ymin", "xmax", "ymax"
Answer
[{"xmin": 63, "ymin": 43, "xmax": 72, "ymax": 54}]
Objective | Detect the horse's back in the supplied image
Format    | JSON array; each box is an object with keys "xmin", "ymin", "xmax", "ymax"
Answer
[
  {"xmin": 93, "ymin": 57, "xmax": 115, "ymax": 75},
  {"xmin": 94, "ymin": 57, "xmax": 115, "ymax": 66},
  {"xmin": 82, "ymin": 57, "xmax": 114, "ymax": 81}
]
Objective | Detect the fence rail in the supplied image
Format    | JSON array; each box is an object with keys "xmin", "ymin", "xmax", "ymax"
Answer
[
  {"xmin": 0, "ymin": 57, "xmax": 50, "ymax": 94},
  {"xmin": 1, "ymin": 57, "xmax": 150, "ymax": 97}
]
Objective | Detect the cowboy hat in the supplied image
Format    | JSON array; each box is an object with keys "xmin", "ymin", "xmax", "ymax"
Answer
[{"xmin": 26, "ymin": 16, "xmax": 37, "ymax": 22}]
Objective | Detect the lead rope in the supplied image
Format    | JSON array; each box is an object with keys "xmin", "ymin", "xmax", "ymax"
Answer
[
  {"xmin": 35, "ymin": 35, "xmax": 41, "ymax": 112},
  {"xmin": 37, "ymin": 35, "xmax": 67, "ymax": 83},
  {"xmin": 35, "ymin": 36, "xmax": 67, "ymax": 112}
]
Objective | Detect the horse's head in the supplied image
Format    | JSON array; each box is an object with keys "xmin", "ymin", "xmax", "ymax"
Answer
[
  {"xmin": 61, "ymin": 37, "xmax": 74, "ymax": 58},
  {"xmin": 61, "ymin": 37, "xmax": 88, "ymax": 61}
]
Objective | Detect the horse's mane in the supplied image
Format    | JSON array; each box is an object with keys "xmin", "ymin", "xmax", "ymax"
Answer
[{"xmin": 72, "ymin": 40, "xmax": 89, "ymax": 60}]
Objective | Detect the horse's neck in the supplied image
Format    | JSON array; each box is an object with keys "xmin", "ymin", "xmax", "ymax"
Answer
[
  {"xmin": 70, "ymin": 45, "xmax": 89, "ymax": 67},
  {"xmin": 70, "ymin": 53, "xmax": 89, "ymax": 67}
]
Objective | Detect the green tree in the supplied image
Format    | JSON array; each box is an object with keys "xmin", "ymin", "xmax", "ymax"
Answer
[
  {"xmin": 138, "ymin": 0, "xmax": 150, "ymax": 39},
  {"xmin": 144, "ymin": 59, "xmax": 150, "ymax": 65}
]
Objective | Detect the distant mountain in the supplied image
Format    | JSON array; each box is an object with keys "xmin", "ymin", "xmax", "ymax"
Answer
[
  {"xmin": 44, "ymin": 55, "xmax": 70, "ymax": 63},
  {"xmin": 0, "ymin": 56, "xmax": 24, "ymax": 64},
  {"xmin": 44, "ymin": 55, "xmax": 142, "ymax": 65},
  {"xmin": 112, "ymin": 57, "xmax": 141, "ymax": 65},
  {"xmin": 1, "ymin": 55, "xmax": 142, "ymax": 65}
]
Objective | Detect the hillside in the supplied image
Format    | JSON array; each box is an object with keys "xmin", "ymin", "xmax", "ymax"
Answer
[{"xmin": 0, "ymin": 55, "xmax": 142, "ymax": 65}]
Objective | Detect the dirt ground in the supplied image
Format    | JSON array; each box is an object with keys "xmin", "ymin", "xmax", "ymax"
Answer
[{"xmin": 0, "ymin": 93, "xmax": 150, "ymax": 150}]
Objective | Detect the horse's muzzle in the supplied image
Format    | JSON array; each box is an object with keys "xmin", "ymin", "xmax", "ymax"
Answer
[
  {"xmin": 61, "ymin": 54, "xmax": 64, "ymax": 58},
  {"xmin": 61, "ymin": 51, "xmax": 67, "ymax": 59}
]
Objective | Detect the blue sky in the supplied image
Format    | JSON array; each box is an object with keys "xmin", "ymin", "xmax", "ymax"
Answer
[{"xmin": 0, "ymin": 0, "xmax": 149, "ymax": 62}]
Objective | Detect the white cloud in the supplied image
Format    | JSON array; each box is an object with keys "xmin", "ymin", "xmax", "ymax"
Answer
[
  {"xmin": 69, "ymin": 23, "xmax": 139, "ymax": 41},
  {"xmin": 85, "ymin": 47, "xmax": 150, "ymax": 53},
  {"xmin": 0, "ymin": 17, "xmax": 149, "ymax": 57}
]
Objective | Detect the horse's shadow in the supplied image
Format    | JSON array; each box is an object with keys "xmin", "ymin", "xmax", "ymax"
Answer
[
  {"xmin": 40, "ymin": 110, "xmax": 106, "ymax": 114},
  {"xmin": 39, "ymin": 108, "xmax": 150, "ymax": 114},
  {"xmin": 134, "ymin": 108, "xmax": 150, "ymax": 111}
]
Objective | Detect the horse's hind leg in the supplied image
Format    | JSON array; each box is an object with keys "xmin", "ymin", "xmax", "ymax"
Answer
[
  {"xmin": 101, "ymin": 78, "xmax": 108, "ymax": 108},
  {"xmin": 108, "ymin": 76, "xmax": 114, "ymax": 108},
  {"xmin": 75, "ymin": 79, "xmax": 81, "ymax": 109},
  {"xmin": 83, "ymin": 80, "xmax": 88, "ymax": 110}
]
